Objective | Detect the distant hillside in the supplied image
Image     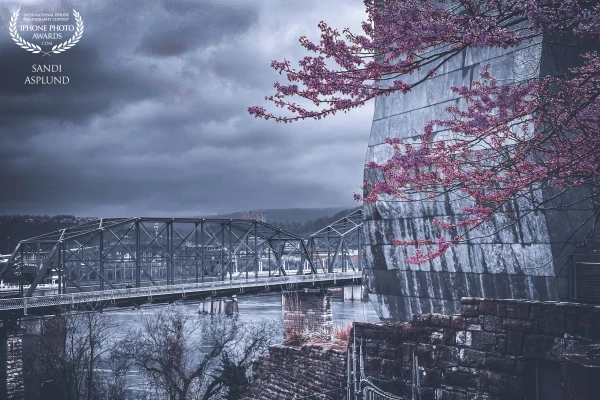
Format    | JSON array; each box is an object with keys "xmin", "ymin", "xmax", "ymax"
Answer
[
  {"xmin": 0, "ymin": 206, "xmax": 362, "ymax": 254},
  {"xmin": 0, "ymin": 221, "xmax": 75, "ymax": 254},
  {"xmin": 266, "ymin": 207, "xmax": 360, "ymax": 238},
  {"xmin": 206, "ymin": 207, "xmax": 351, "ymax": 224},
  {"xmin": 202, "ymin": 206, "xmax": 361, "ymax": 238}
]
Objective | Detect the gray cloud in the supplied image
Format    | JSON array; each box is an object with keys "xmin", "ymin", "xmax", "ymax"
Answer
[{"xmin": 0, "ymin": 0, "xmax": 373, "ymax": 217}]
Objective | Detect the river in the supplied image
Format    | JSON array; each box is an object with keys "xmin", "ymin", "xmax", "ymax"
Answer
[{"xmin": 105, "ymin": 291, "xmax": 379, "ymax": 397}]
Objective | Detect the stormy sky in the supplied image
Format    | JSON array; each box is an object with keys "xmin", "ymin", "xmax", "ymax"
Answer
[{"xmin": 0, "ymin": 0, "xmax": 373, "ymax": 217}]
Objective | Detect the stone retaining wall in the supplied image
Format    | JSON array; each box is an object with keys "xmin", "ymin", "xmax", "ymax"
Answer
[
  {"xmin": 0, "ymin": 327, "xmax": 25, "ymax": 400},
  {"xmin": 354, "ymin": 297, "xmax": 600, "ymax": 399},
  {"xmin": 248, "ymin": 344, "xmax": 346, "ymax": 400}
]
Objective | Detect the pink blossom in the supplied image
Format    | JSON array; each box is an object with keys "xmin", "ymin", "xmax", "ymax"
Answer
[{"xmin": 251, "ymin": 0, "xmax": 600, "ymax": 264}]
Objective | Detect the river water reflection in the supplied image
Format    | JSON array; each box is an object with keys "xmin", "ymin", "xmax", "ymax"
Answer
[{"xmin": 106, "ymin": 291, "xmax": 379, "ymax": 396}]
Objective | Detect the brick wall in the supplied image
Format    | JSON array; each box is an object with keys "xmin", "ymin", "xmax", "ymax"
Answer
[
  {"xmin": 353, "ymin": 298, "xmax": 600, "ymax": 400},
  {"xmin": 248, "ymin": 344, "xmax": 346, "ymax": 400}
]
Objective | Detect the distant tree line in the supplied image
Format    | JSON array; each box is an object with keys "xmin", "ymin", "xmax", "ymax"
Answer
[
  {"xmin": 0, "ymin": 215, "xmax": 79, "ymax": 224},
  {"xmin": 0, "ymin": 215, "xmax": 99, "ymax": 253},
  {"xmin": 270, "ymin": 207, "xmax": 359, "ymax": 238},
  {"xmin": 0, "ymin": 208, "xmax": 359, "ymax": 254}
]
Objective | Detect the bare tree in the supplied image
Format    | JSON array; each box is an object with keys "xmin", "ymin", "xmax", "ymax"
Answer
[
  {"xmin": 23, "ymin": 307, "xmax": 129, "ymax": 400},
  {"xmin": 116, "ymin": 305, "xmax": 279, "ymax": 400}
]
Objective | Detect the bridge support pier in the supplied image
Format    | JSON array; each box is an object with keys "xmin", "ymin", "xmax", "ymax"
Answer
[
  {"xmin": 0, "ymin": 321, "xmax": 25, "ymax": 400},
  {"xmin": 282, "ymin": 290, "xmax": 332, "ymax": 339},
  {"xmin": 198, "ymin": 296, "xmax": 239, "ymax": 316},
  {"xmin": 342, "ymin": 285, "xmax": 365, "ymax": 301}
]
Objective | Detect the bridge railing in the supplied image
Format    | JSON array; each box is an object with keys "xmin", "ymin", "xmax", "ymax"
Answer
[{"xmin": 0, "ymin": 271, "xmax": 362, "ymax": 313}]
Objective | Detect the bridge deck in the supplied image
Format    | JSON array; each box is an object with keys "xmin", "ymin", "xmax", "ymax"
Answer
[{"xmin": 0, "ymin": 272, "xmax": 362, "ymax": 318}]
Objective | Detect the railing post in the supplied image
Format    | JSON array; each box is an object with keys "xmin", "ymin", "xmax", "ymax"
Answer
[
  {"xmin": 357, "ymin": 228, "xmax": 362, "ymax": 272},
  {"xmin": 195, "ymin": 222, "xmax": 199, "ymax": 283},
  {"xmin": 221, "ymin": 224, "xmax": 226, "ymax": 282},
  {"xmin": 135, "ymin": 220, "xmax": 141, "ymax": 288},
  {"xmin": 61, "ymin": 245, "xmax": 66, "ymax": 294},
  {"xmin": 254, "ymin": 223, "xmax": 259, "ymax": 279},
  {"xmin": 99, "ymin": 229, "xmax": 104, "ymax": 291},
  {"xmin": 201, "ymin": 220, "xmax": 205, "ymax": 283},
  {"xmin": 228, "ymin": 221, "xmax": 233, "ymax": 282}
]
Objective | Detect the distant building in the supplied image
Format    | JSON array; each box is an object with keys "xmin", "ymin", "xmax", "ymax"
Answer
[{"xmin": 241, "ymin": 211, "xmax": 266, "ymax": 223}]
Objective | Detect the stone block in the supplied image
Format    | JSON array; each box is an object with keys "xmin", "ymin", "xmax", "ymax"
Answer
[
  {"xmin": 379, "ymin": 343, "xmax": 397, "ymax": 359},
  {"xmin": 431, "ymin": 331, "xmax": 445, "ymax": 344},
  {"xmin": 486, "ymin": 356, "xmax": 516, "ymax": 373},
  {"xmin": 442, "ymin": 370, "xmax": 477, "ymax": 389},
  {"xmin": 479, "ymin": 370, "xmax": 509, "ymax": 394},
  {"xmin": 430, "ymin": 313, "xmax": 452, "ymax": 327},
  {"xmin": 365, "ymin": 341, "xmax": 379, "ymax": 355},
  {"xmin": 420, "ymin": 387, "xmax": 438, "ymax": 400},
  {"xmin": 436, "ymin": 388, "xmax": 468, "ymax": 400},
  {"xmin": 451, "ymin": 316, "xmax": 466, "ymax": 330},
  {"xmin": 402, "ymin": 326, "xmax": 432, "ymax": 342},
  {"xmin": 483, "ymin": 315, "xmax": 502, "ymax": 332},
  {"xmin": 505, "ymin": 302, "xmax": 531, "ymax": 319},
  {"xmin": 467, "ymin": 322, "xmax": 482, "ymax": 331},
  {"xmin": 413, "ymin": 313, "xmax": 432, "ymax": 326},
  {"xmin": 462, "ymin": 304, "xmax": 480, "ymax": 317},
  {"xmin": 496, "ymin": 303, "xmax": 506, "ymax": 318},
  {"xmin": 400, "ymin": 343, "xmax": 415, "ymax": 363},
  {"xmin": 471, "ymin": 332, "xmax": 497, "ymax": 351},
  {"xmin": 417, "ymin": 343, "xmax": 436, "ymax": 367},
  {"xmin": 381, "ymin": 357, "xmax": 403, "ymax": 372},
  {"xmin": 421, "ymin": 368, "xmax": 442, "ymax": 388},
  {"xmin": 506, "ymin": 331, "xmax": 523, "ymax": 355},
  {"xmin": 478, "ymin": 301, "xmax": 497, "ymax": 315},
  {"xmin": 456, "ymin": 331, "xmax": 472, "ymax": 346},
  {"xmin": 502, "ymin": 318, "xmax": 533, "ymax": 332},
  {"xmin": 495, "ymin": 336, "xmax": 507, "ymax": 353},
  {"xmin": 530, "ymin": 303, "xmax": 542, "ymax": 320},
  {"xmin": 539, "ymin": 305, "xmax": 566, "ymax": 335},
  {"xmin": 459, "ymin": 348, "xmax": 486, "ymax": 368},
  {"xmin": 435, "ymin": 346, "xmax": 460, "ymax": 368}
]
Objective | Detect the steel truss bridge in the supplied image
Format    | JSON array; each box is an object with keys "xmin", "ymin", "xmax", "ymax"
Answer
[{"xmin": 0, "ymin": 210, "xmax": 365, "ymax": 316}]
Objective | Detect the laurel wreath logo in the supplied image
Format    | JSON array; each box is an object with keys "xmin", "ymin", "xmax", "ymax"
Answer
[{"xmin": 9, "ymin": 9, "xmax": 84, "ymax": 56}]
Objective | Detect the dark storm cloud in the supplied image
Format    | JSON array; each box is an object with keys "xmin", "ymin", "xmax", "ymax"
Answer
[
  {"xmin": 138, "ymin": 1, "xmax": 258, "ymax": 56},
  {"xmin": 0, "ymin": 0, "xmax": 372, "ymax": 217}
]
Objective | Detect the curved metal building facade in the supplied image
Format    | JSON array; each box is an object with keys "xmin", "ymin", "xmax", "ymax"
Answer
[{"xmin": 362, "ymin": 38, "xmax": 599, "ymax": 321}]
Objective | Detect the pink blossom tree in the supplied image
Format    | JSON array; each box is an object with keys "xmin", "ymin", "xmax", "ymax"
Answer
[{"xmin": 250, "ymin": 0, "xmax": 600, "ymax": 264}]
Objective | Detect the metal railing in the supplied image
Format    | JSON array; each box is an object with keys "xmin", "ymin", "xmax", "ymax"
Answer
[{"xmin": 0, "ymin": 271, "xmax": 361, "ymax": 313}]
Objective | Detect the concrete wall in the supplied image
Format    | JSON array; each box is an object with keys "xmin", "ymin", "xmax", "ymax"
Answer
[
  {"xmin": 363, "ymin": 36, "xmax": 600, "ymax": 321},
  {"xmin": 353, "ymin": 297, "xmax": 600, "ymax": 399}
]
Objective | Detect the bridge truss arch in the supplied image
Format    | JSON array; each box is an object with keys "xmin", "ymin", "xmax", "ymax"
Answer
[
  {"xmin": 0, "ymin": 218, "xmax": 318, "ymax": 297},
  {"xmin": 306, "ymin": 208, "xmax": 364, "ymax": 273}
]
